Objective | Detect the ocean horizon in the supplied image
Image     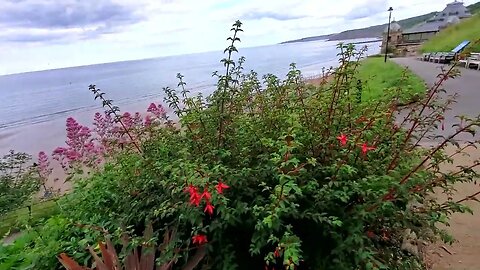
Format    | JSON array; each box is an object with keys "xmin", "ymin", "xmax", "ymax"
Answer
[{"xmin": 0, "ymin": 38, "xmax": 380, "ymax": 155}]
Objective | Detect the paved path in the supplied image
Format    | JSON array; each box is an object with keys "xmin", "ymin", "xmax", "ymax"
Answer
[
  {"xmin": 393, "ymin": 58, "xmax": 480, "ymax": 270},
  {"xmin": 392, "ymin": 57, "xmax": 480, "ymax": 143}
]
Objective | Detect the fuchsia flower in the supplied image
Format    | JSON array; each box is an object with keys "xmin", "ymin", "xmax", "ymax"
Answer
[
  {"xmin": 215, "ymin": 181, "xmax": 230, "ymax": 194},
  {"xmin": 201, "ymin": 189, "xmax": 212, "ymax": 201},
  {"xmin": 185, "ymin": 185, "xmax": 201, "ymax": 206},
  {"xmin": 204, "ymin": 202, "xmax": 214, "ymax": 216},
  {"xmin": 337, "ymin": 134, "xmax": 348, "ymax": 146},
  {"xmin": 361, "ymin": 143, "xmax": 376, "ymax": 155},
  {"xmin": 192, "ymin": 234, "xmax": 208, "ymax": 245}
]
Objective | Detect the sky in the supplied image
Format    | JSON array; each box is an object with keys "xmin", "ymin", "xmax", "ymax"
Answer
[{"xmin": 0, "ymin": 0, "xmax": 476, "ymax": 75}]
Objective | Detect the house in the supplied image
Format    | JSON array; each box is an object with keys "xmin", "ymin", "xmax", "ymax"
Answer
[
  {"xmin": 382, "ymin": 1, "xmax": 471, "ymax": 55},
  {"xmin": 402, "ymin": 0, "xmax": 471, "ymax": 43}
]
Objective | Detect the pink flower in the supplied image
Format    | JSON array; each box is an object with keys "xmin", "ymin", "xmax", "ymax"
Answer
[
  {"xmin": 361, "ymin": 143, "xmax": 376, "ymax": 155},
  {"xmin": 37, "ymin": 151, "xmax": 52, "ymax": 179},
  {"xmin": 215, "ymin": 181, "xmax": 230, "ymax": 194},
  {"xmin": 144, "ymin": 115, "xmax": 152, "ymax": 127},
  {"xmin": 147, "ymin": 103, "xmax": 167, "ymax": 119},
  {"xmin": 121, "ymin": 112, "xmax": 134, "ymax": 130},
  {"xmin": 192, "ymin": 234, "xmax": 208, "ymax": 245},
  {"xmin": 133, "ymin": 112, "xmax": 143, "ymax": 128},
  {"xmin": 337, "ymin": 134, "xmax": 348, "ymax": 146},
  {"xmin": 204, "ymin": 202, "xmax": 214, "ymax": 216},
  {"xmin": 53, "ymin": 117, "xmax": 104, "ymax": 170}
]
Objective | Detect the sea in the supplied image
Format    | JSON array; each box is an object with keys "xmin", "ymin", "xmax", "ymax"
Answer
[{"xmin": 0, "ymin": 38, "xmax": 381, "ymax": 154}]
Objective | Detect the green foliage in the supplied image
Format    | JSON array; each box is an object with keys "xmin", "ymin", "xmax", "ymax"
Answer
[
  {"xmin": 421, "ymin": 14, "xmax": 480, "ymax": 53},
  {"xmin": 0, "ymin": 151, "xmax": 41, "ymax": 216},
  {"xmin": 2, "ymin": 21, "xmax": 480, "ymax": 270},
  {"xmin": 0, "ymin": 200, "xmax": 59, "ymax": 237},
  {"xmin": 356, "ymin": 57, "xmax": 426, "ymax": 104},
  {"xmin": 0, "ymin": 216, "xmax": 88, "ymax": 270}
]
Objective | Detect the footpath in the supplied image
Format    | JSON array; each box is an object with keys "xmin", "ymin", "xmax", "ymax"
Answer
[{"xmin": 393, "ymin": 57, "xmax": 480, "ymax": 270}]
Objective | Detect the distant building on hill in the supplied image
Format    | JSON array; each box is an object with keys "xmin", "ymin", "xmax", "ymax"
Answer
[{"xmin": 382, "ymin": 0, "xmax": 471, "ymax": 56}]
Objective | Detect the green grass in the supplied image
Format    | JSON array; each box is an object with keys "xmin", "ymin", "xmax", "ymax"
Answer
[
  {"xmin": 0, "ymin": 200, "xmax": 59, "ymax": 237},
  {"xmin": 421, "ymin": 14, "xmax": 480, "ymax": 53},
  {"xmin": 357, "ymin": 57, "xmax": 426, "ymax": 103}
]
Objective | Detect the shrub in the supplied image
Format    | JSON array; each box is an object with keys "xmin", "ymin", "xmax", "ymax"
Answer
[
  {"xmin": 3, "ymin": 21, "xmax": 480, "ymax": 270},
  {"xmin": 0, "ymin": 151, "xmax": 42, "ymax": 216}
]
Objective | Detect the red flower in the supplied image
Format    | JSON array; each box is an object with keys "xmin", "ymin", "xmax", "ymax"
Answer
[
  {"xmin": 361, "ymin": 143, "xmax": 376, "ymax": 155},
  {"xmin": 337, "ymin": 134, "xmax": 348, "ymax": 146},
  {"xmin": 189, "ymin": 192, "xmax": 201, "ymax": 206},
  {"xmin": 274, "ymin": 249, "xmax": 280, "ymax": 258},
  {"xmin": 185, "ymin": 184, "xmax": 201, "ymax": 206},
  {"xmin": 192, "ymin": 234, "xmax": 208, "ymax": 245},
  {"xmin": 201, "ymin": 189, "xmax": 212, "ymax": 201},
  {"xmin": 216, "ymin": 181, "xmax": 230, "ymax": 194},
  {"xmin": 185, "ymin": 184, "xmax": 197, "ymax": 195},
  {"xmin": 367, "ymin": 231, "xmax": 375, "ymax": 239},
  {"xmin": 204, "ymin": 202, "xmax": 214, "ymax": 216}
]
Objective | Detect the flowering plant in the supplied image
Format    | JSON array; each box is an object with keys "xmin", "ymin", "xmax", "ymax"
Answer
[{"xmin": 22, "ymin": 22, "xmax": 480, "ymax": 270}]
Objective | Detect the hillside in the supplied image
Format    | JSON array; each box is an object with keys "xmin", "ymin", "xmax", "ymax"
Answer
[
  {"xmin": 469, "ymin": 2, "xmax": 480, "ymax": 14},
  {"xmin": 421, "ymin": 13, "xmax": 480, "ymax": 53},
  {"xmin": 327, "ymin": 12, "xmax": 436, "ymax": 41},
  {"xmin": 282, "ymin": 2, "xmax": 479, "ymax": 44}
]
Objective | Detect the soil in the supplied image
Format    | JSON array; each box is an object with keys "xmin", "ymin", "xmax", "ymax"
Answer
[{"xmin": 428, "ymin": 145, "xmax": 480, "ymax": 270}]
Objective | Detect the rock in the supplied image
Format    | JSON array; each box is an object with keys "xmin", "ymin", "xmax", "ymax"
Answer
[{"xmin": 401, "ymin": 229, "xmax": 419, "ymax": 257}]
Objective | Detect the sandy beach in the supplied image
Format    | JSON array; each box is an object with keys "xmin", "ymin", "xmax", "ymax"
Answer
[{"xmin": 0, "ymin": 99, "xmax": 166, "ymax": 193}]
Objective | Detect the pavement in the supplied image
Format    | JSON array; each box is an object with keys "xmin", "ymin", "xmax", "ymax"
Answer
[
  {"xmin": 392, "ymin": 57, "xmax": 480, "ymax": 144},
  {"xmin": 393, "ymin": 57, "xmax": 480, "ymax": 270}
]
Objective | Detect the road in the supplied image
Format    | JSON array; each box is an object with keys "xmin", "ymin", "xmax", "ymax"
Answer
[{"xmin": 392, "ymin": 57, "xmax": 480, "ymax": 144}]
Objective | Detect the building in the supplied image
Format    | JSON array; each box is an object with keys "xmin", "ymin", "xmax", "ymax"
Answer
[
  {"xmin": 382, "ymin": 1, "xmax": 471, "ymax": 55},
  {"xmin": 402, "ymin": 0, "xmax": 471, "ymax": 43},
  {"xmin": 381, "ymin": 21, "xmax": 402, "ymax": 53}
]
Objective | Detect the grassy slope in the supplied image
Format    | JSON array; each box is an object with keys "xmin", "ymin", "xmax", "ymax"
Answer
[
  {"xmin": 357, "ymin": 57, "xmax": 426, "ymax": 102},
  {"xmin": 421, "ymin": 14, "xmax": 480, "ymax": 53}
]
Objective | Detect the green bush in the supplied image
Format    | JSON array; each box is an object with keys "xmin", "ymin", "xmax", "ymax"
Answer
[
  {"xmin": 0, "ymin": 151, "xmax": 41, "ymax": 216},
  {"xmin": 2, "ymin": 21, "xmax": 480, "ymax": 270}
]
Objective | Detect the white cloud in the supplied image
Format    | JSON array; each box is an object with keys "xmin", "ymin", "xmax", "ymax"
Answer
[{"xmin": 0, "ymin": 0, "xmax": 476, "ymax": 75}]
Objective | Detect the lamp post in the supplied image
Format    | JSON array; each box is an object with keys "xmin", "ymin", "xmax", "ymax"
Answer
[{"xmin": 384, "ymin": 7, "xmax": 394, "ymax": 63}]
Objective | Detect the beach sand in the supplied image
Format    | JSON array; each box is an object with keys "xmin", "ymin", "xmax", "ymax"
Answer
[{"xmin": 0, "ymin": 99, "xmax": 161, "ymax": 192}]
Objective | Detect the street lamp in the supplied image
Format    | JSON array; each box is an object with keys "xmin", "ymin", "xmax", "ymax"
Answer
[{"xmin": 384, "ymin": 7, "xmax": 394, "ymax": 63}]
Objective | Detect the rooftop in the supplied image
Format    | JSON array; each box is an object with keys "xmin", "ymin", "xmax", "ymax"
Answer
[
  {"xmin": 384, "ymin": 21, "xmax": 402, "ymax": 32},
  {"xmin": 403, "ymin": 1, "xmax": 471, "ymax": 34}
]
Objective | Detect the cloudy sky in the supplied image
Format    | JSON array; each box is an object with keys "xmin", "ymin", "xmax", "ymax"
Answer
[{"xmin": 0, "ymin": 0, "xmax": 476, "ymax": 75}]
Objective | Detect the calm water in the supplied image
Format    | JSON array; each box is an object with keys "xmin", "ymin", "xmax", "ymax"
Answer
[{"xmin": 0, "ymin": 39, "xmax": 380, "ymax": 131}]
